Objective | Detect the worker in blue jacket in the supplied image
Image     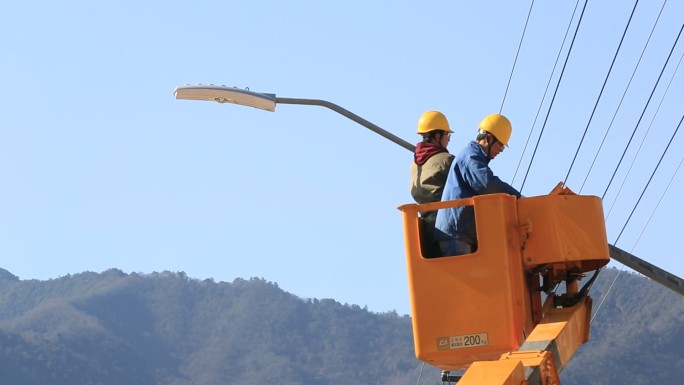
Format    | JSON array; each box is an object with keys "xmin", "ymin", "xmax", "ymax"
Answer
[{"xmin": 434, "ymin": 113, "xmax": 521, "ymax": 256}]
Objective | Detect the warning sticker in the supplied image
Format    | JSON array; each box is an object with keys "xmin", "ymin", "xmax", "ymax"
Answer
[{"xmin": 437, "ymin": 333, "xmax": 489, "ymax": 350}]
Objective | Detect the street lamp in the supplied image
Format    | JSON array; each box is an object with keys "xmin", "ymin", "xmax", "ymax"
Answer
[{"xmin": 174, "ymin": 84, "xmax": 416, "ymax": 152}]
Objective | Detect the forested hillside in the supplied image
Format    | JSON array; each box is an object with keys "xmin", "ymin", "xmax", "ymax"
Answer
[
  {"xmin": 563, "ymin": 268, "xmax": 684, "ymax": 384},
  {"xmin": 0, "ymin": 267, "xmax": 681, "ymax": 385}
]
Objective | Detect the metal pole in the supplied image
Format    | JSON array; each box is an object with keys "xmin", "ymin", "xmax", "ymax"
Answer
[
  {"xmin": 609, "ymin": 244, "xmax": 684, "ymax": 296},
  {"xmin": 276, "ymin": 97, "xmax": 416, "ymax": 152}
]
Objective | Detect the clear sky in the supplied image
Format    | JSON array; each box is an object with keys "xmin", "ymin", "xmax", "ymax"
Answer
[{"xmin": 1, "ymin": 1, "xmax": 683, "ymax": 315}]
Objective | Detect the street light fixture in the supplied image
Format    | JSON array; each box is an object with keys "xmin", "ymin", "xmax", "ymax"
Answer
[{"xmin": 174, "ymin": 84, "xmax": 416, "ymax": 152}]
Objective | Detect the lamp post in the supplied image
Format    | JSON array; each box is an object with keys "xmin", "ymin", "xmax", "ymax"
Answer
[{"xmin": 174, "ymin": 84, "xmax": 416, "ymax": 152}]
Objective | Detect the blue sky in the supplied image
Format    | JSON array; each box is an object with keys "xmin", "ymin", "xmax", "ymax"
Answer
[{"xmin": 1, "ymin": 1, "xmax": 683, "ymax": 314}]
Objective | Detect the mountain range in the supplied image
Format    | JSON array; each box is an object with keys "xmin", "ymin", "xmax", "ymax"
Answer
[{"xmin": 0, "ymin": 267, "xmax": 681, "ymax": 385}]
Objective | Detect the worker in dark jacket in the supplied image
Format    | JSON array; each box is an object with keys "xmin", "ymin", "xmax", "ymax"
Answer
[
  {"xmin": 410, "ymin": 111, "xmax": 455, "ymax": 226},
  {"xmin": 410, "ymin": 111, "xmax": 454, "ymax": 257},
  {"xmin": 434, "ymin": 113, "xmax": 521, "ymax": 256}
]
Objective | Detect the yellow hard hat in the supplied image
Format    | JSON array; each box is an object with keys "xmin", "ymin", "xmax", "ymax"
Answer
[
  {"xmin": 478, "ymin": 113, "xmax": 512, "ymax": 146},
  {"xmin": 417, "ymin": 111, "xmax": 453, "ymax": 134}
]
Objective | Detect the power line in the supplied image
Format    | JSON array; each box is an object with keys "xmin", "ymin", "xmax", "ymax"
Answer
[
  {"xmin": 613, "ymin": 114, "xmax": 683, "ymax": 244},
  {"xmin": 601, "ymin": 23, "xmax": 684, "ymax": 200},
  {"xmin": 590, "ymin": 112, "xmax": 684, "ymax": 322},
  {"xmin": 563, "ymin": 0, "xmax": 640, "ymax": 186},
  {"xmin": 512, "ymin": 0, "xmax": 583, "ymax": 186},
  {"xmin": 519, "ymin": 0, "xmax": 590, "ymax": 193},
  {"xmin": 579, "ymin": 0, "xmax": 669, "ymax": 194},
  {"xmin": 631, "ymin": 148, "xmax": 684, "ymax": 251},
  {"xmin": 499, "ymin": 0, "xmax": 536, "ymax": 113},
  {"xmin": 595, "ymin": 26, "xmax": 682, "ymax": 316},
  {"xmin": 604, "ymin": 47, "xmax": 684, "ymax": 220},
  {"xmin": 593, "ymin": 114, "xmax": 684, "ymax": 323}
]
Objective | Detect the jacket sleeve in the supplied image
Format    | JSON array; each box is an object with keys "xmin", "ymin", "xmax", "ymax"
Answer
[{"xmin": 463, "ymin": 153, "xmax": 521, "ymax": 198}]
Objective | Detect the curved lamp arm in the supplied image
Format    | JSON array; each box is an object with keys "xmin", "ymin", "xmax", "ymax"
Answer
[{"xmin": 174, "ymin": 85, "xmax": 415, "ymax": 152}]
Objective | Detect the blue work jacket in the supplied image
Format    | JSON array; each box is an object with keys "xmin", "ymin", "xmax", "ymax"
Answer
[{"xmin": 434, "ymin": 141, "xmax": 521, "ymax": 245}]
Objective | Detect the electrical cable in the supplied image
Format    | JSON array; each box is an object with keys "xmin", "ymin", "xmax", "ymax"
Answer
[
  {"xmin": 512, "ymin": 0, "xmax": 583, "ymax": 185},
  {"xmin": 601, "ymin": 23, "xmax": 684, "ymax": 200},
  {"xmin": 592, "ymin": 128, "xmax": 684, "ymax": 323},
  {"xmin": 585, "ymin": 2, "xmax": 677, "ymax": 324},
  {"xmin": 415, "ymin": 362, "xmax": 425, "ymax": 385},
  {"xmin": 613, "ymin": 114, "xmax": 683, "ymax": 244},
  {"xmin": 630, "ymin": 151, "xmax": 684, "ymax": 258},
  {"xmin": 519, "ymin": 0, "xmax": 590, "ymax": 193},
  {"xmin": 563, "ymin": 0, "xmax": 640, "ymax": 186},
  {"xmin": 604, "ymin": 48, "xmax": 684, "ymax": 220},
  {"xmin": 590, "ymin": 265, "xmax": 626, "ymax": 323},
  {"xmin": 579, "ymin": 0, "xmax": 669, "ymax": 194},
  {"xmin": 591, "ymin": 112, "xmax": 680, "ymax": 321},
  {"xmin": 499, "ymin": 0, "xmax": 536, "ymax": 114}
]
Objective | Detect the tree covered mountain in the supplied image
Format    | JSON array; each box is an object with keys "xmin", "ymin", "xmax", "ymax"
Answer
[
  {"xmin": 562, "ymin": 267, "xmax": 684, "ymax": 384},
  {"xmin": 0, "ymin": 267, "xmax": 681, "ymax": 385}
]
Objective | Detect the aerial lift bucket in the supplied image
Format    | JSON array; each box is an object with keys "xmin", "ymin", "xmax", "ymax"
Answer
[
  {"xmin": 398, "ymin": 194, "xmax": 531, "ymax": 370},
  {"xmin": 398, "ymin": 189, "xmax": 609, "ymax": 371}
]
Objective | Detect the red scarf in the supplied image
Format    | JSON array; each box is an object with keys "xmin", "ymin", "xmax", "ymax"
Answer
[{"xmin": 414, "ymin": 142, "xmax": 448, "ymax": 165}]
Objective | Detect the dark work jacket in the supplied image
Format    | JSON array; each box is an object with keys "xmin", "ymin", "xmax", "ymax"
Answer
[{"xmin": 434, "ymin": 141, "xmax": 520, "ymax": 244}]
